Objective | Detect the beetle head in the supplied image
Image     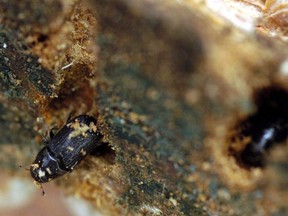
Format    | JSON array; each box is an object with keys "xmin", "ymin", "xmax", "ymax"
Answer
[{"xmin": 30, "ymin": 147, "xmax": 67, "ymax": 183}]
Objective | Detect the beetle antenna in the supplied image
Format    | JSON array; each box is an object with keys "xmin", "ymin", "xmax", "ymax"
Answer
[
  {"xmin": 40, "ymin": 184, "xmax": 46, "ymax": 196},
  {"xmin": 34, "ymin": 181, "xmax": 46, "ymax": 196},
  {"xmin": 18, "ymin": 165, "xmax": 30, "ymax": 171}
]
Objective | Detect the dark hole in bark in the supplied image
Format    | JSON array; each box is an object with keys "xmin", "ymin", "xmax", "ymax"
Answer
[
  {"xmin": 91, "ymin": 142, "xmax": 116, "ymax": 165},
  {"xmin": 229, "ymin": 86, "xmax": 288, "ymax": 168},
  {"xmin": 38, "ymin": 34, "xmax": 48, "ymax": 42}
]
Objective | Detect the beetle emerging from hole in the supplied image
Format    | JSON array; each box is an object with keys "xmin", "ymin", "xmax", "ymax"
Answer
[
  {"xmin": 30, "ymin": 115, "xmax": 102, "ymax": 183},
  {"xmin": 229, "ymin": 87, "xmax": 288, "ymax": 168}
]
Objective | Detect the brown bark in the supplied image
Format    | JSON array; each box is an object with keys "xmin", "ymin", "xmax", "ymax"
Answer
[{"xmin": 0, "ymin": 0, "xmax": 287, "ymax": 215}]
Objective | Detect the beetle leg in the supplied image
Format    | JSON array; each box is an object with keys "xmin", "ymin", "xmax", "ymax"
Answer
[
  {"xmin": 42, "ymin": 128, "xmax": 56, "ymax": 145},
  {"xmin": 70, "ymin": 161, "xmax": 78, "ymax": 171},
  {"xmin": 43, "ymin": 135, "xmax": 50, "ymax": 144},
  {"xmin": 66, "ymin": 111, "xmax": 76, "ymax": 123},
  {"xmin": 49, "ymin": 127, "xmax": 59, "ymax": 139},
  {"xmin": 49, "ymin": 130, "xmax": 55, "ymax": 139}
]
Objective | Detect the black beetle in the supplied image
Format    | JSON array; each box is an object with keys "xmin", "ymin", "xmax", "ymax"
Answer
[
  {"xmin": 238, "ymin": 118, "xmax": 287, "ymax": 168},
  {"xmin": 230, "ymin": 87, "xmax": 288, "ymax": 168},
  {"xmin": 30, "ymin": 115, "xmax": 102, "ymax": 183}
]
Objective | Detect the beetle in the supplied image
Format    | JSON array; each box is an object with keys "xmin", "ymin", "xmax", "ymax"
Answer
[
  {"xmin": 30, "ymin": 115, "xmax": 102, "ymax": 183},
  {"xmin": 239, "ymin": 121, "xmax": 283, "ymax": 167},
  {"xmin": 236, "ymin": 114, "xmax": 288, "ymax": 168},
  {"xmin": 229, "ymin": 86, "xmax": 288, "ymax": 168}
]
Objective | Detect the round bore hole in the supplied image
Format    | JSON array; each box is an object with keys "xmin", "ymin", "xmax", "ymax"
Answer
[{"xmin": 229, "ymin": 86, "xmax": 288, "ymax": 169}]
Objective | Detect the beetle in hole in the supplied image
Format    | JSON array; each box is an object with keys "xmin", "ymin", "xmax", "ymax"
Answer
[{"xmin": 30, "ymin": 115, "xmax": 102, "ymax": 183}]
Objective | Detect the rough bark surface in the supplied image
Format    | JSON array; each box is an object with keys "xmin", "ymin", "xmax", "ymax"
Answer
[{"xmin": 0, "ymin": 0, "xmax": 288, "ymax": 215}]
